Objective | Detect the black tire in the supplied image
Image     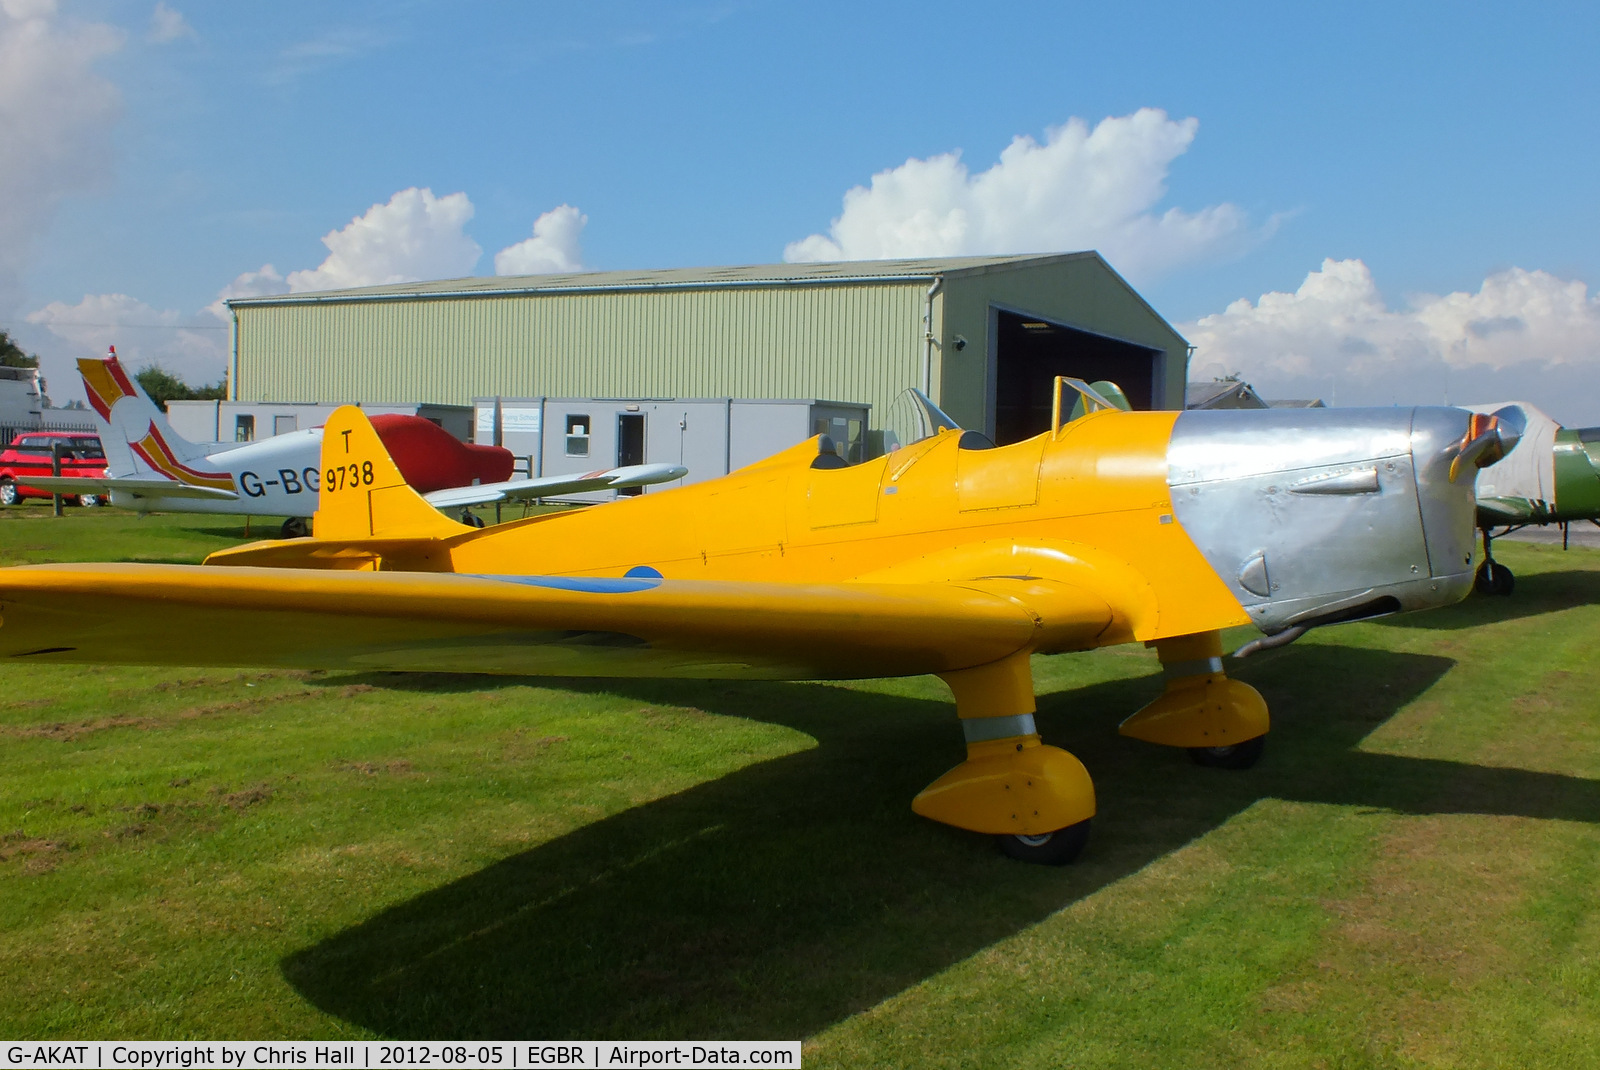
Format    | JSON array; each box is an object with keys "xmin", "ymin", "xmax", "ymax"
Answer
[
  {"xmin": 1492, "ymin": 565, "xmax": 1515, "ymax": 596},
  {"xmin": 461, "ymin": 510, "xmax": 485, "ymax": 528},
  {"xmin": 79, "ymin": 493, "xmax": 104, "ymax": 508},
  {"xmin": 0, "ymin": 479, "xmax": 18, "ymax": 506},
  {"xmin": 1188, "ymin": 734, "xmax": 1266, "ymax": 770},
  {"xmin": 280, "ymin": 517, "xmax": 310, "ymax": 539},
  {"xmin": 996, "ymin": 819, "xmax": 1091, "ymax": 865},
  {"xmin": 1476, "ymin": 561, "xmax": 1515, "ymax": 596}
]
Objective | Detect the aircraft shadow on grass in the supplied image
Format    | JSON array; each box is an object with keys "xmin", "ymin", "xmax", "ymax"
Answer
[
  {"xmin": 280, "ymin": 645, "xmax": 1600, "ymax": 1040},
  {"xmin": 1375, "ymin": 568, "xmax": 1600, "ymax": 630}
]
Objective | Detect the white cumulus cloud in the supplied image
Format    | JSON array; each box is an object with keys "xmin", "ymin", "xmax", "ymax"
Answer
[
  {"xmin": 1183, "ymin": 259, "xmax": 1600, "ymax": 422},
  {"xmin": 2, "ymin": 0, "xmax": 53, "ymax": 17},
  {"xmin": 27, "ymin": 292, "xmax": 228, "ymax": 387},
  {"xmin": 0, "ymin": 0, "xmax": 125, "ymax": 306},
  {"xmin": 204, "ymin": 263, "xmax": 289, "ymax": 320},
  {"xmin": 285, "ymin": 187, "xmax": 482, "ymax": 292},
  {"xmin": 494, "ymin": 204, "xmax": 587, "ymax": 275},
  {"xmin": 148, "ymin": 2, "xmax": 194, "ymax": 43},
  {"xmin": 784, "ymin": 109, "xmax": 1257, "ymax": 282},
  {"xmin": 28, "ymin": 189, "xmax": 592, "ymax": 404}
]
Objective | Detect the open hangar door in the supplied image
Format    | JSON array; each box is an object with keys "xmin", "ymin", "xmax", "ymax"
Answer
[{"xmin": 990, "ymin": 309, "xmax": 1164, "ymax": 445}]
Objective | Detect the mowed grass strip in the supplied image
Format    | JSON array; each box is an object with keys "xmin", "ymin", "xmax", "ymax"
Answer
[
  {"xmin": 2, "ymin": 512, "xmax": 1599, "ymax": 1064},
  {"xmin": 811, "ymin": 541, "xmax": 1600, "ymax": 1069},
  {"xmin": 0, "ymin": 504, "xmax": 270, "ymax": 566}
]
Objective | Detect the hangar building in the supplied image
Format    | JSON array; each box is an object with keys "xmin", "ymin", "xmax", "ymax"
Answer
[{"xmin": 225, "ymin": 252, "xmax": 1190, "ymax": 449}]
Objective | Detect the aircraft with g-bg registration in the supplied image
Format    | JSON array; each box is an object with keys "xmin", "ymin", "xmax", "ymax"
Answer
[
  {"xmin": 0, "ymin": 380, "xmax": 1523, "ymax": 863},
  {"xmin": 21, "ymin": 351, "xmax": 685, "ymax": 538}
]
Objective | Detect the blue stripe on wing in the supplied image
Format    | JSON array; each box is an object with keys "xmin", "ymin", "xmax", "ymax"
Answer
[{"xmin": 476, "ymin": 575, "xmax": 663, "ymax": 594}]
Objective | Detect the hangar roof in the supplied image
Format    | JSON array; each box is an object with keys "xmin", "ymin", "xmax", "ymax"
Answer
[
  {"xmin": 227, "ymin": 252, "xmax": 1107, "ymax": 306},
  {"xmin": 1186, "ymin": 379, "xmax": 1269, "ymax": 409}
]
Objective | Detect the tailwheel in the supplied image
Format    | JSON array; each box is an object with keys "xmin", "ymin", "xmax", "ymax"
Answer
[
  {"xmin": 1188, "ymin": 734, "xmax": 1266, "ymax": 770},
  {"xmin": 997, "ymin": 819, "xmax": 1091, "ymax": 865}
]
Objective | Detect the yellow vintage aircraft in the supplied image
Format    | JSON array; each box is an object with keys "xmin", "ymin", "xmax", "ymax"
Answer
[{"xmin": 0, "ymin": 382, "xmax": 1522, "ymax": 863}]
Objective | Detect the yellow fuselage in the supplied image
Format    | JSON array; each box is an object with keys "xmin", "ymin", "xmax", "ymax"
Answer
[{"xmin": 430, "ymin": 410, "xmax": 1248, "ymax": 647}]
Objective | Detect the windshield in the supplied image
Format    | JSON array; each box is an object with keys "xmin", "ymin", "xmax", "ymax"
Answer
[{"xmin": 884, "ymin": 389, "xmax": 963, "ymax": 450}]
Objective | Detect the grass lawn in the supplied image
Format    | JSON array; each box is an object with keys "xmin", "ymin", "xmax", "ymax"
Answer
[{"xmin": 2, "ymin": 509, "xmax": 1598, "ymax": 1067}]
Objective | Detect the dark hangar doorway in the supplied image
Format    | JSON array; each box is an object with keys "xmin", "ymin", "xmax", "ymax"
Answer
[
  {"xmin": 992, "ymin": 310, "xmax": 1163, "ymax": 445},
  {"xmin": 616, "ymin": 412, "xmax": 645, "ymax": 496}
]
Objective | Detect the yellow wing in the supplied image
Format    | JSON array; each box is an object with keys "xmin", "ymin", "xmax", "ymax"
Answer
[{"xmin": 0, "ymin": 563, "xmax": 1112, "ymax": 681}]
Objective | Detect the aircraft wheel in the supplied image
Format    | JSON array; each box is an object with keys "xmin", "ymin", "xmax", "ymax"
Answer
[
  {"xmin": 79, "ymin": 493, "xmax": 104, "ymax": 508},
  {"xmin": 1188, "ymin": 735, "xmax": 1266, "ymax": 770},
  {"xmin": 996, "ymin": 819, "xmax": 1091, "ymax": 865},
  {"xmin": 460, "ymin": 510, "xmax": 485, "ymax": 528},
  {"xmin": 0, "ymin": 479, "xmax": 17, "ymax": 506},
  {"xmin": 280, "ymin": 517, "xmax": 311, "ymax": 539},
  {"xmin": 1476, "ymin": 561, "xmax": 1514, "ymax": 596}
]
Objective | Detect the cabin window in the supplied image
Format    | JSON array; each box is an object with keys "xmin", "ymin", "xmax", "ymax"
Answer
[{"xmin": 564, "ymin": 414, "xmax": 590, "ymax": 457}]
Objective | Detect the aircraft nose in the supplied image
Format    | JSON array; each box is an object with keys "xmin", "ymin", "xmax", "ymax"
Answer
[
  {"xmin": 1412, "ymin": 405, "xmax": 1525, "ymax": 583},
  {"xmin": 1169, "ymin": 406, "xmax": 1498, "ymax": 638}
]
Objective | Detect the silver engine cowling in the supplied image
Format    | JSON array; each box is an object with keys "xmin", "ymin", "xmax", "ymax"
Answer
[{"xmin": 1168, "ymin": 406, "xmax": 1517, "ymax": 637}]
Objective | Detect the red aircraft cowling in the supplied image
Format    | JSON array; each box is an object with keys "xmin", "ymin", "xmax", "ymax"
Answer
[{"xmin": 369, "ymin": 414, "xmax": 515, "ymax": 493}]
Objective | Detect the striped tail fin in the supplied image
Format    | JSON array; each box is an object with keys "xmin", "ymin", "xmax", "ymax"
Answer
[{"xmin": 78, "ymin": 349, "xmax": 232, "ymax": 490}]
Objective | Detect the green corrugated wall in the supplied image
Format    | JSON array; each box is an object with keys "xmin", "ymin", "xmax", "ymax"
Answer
[{"xmin": 234, "ymin": 282, "xmax": 928, "ymax": 422}]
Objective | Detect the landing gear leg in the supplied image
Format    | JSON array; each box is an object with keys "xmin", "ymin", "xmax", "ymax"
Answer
[
  {"xmin": 1119, "ymin": 631, "xmax": 1268, "ymax": 768},
  {"xmin": 1474, "ymin": 528, "xmax": 1514, "ymax": 596},
  {"xmin": 915, "ymin": 652, "xmax": 1095, "ymax": 865}
]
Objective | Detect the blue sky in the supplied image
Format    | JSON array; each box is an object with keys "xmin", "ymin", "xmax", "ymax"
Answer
[{"xmin": 6, "ymin": 0, "xmax": 1599, "ymax": 421}]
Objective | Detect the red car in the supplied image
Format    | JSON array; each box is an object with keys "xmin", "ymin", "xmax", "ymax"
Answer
[{"xmin": 0, "ymin": 431, "xmax": 109, "ymax": 506}]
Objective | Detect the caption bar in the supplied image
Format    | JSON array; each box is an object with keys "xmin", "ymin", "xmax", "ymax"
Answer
[{"xmin": 2, "ymin": 1043, "xmax": 801, "ymax": 1069}]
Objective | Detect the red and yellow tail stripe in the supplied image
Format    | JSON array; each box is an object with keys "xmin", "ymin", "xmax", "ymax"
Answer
[
  {"xmin": 130, "ymin": 425, "xmax": 236, "ymax": 492},
  {"xmin": 79, "ymin": 349, "xmax": 235, "ymax": 492},
  {"xmin": 77, "ymin": 353, "xmax": 141, "ymax": 420}
]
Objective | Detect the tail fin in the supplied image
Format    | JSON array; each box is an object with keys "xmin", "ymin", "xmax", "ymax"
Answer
[
  {"xmin": 78, "ymin": 349, "xmax": 230, "ymax": 489},
  {"xmin": 77, "ymin": 348, "xmax": 144, "ymax": 424},
  {"xmin": 316, "ymin": 406, "xmax": 469, "ymax": 540},
  {"xmin": 78, "ymin": 350, "xmax": 144, "ymax": 477}
]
